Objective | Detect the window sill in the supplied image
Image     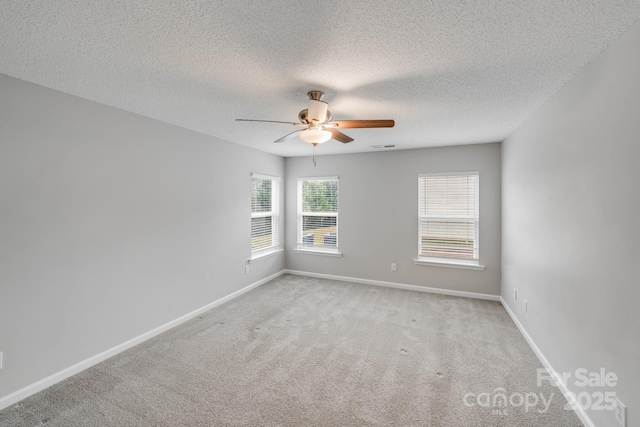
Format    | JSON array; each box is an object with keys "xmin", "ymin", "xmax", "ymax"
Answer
[
  {"xmin": 413, "ymin": 258, "xmax": 485, "ymax": 270},
  {"xmin": 294, "ymin": 248, "xmax": 343, "ymax": 257},
  {"xmin": 249, "ymin": 248, "xmax": 283, "ymax": 263}
]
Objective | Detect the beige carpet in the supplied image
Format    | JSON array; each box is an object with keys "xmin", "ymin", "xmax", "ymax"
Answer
[{"xmin": 0, "ymin": 274, "xmax": 582, "ymax": 426}]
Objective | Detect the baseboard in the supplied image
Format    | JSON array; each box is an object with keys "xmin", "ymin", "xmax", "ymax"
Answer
[
  {"xmin": 500, "ymin": 297, "xmax": 594, "ymax": 427},
  {"xmin": 0, "ymin": 270, "xmax": 285, "ymax": 411},
  {"xmin": 284, "ymin": 269, "xmax": 500, "ymax": 301}
]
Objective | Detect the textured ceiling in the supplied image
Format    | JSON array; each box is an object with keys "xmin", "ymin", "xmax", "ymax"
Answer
[{"xmin": 1, "ymin": 1, "xmax": 639, "ymax": 157}]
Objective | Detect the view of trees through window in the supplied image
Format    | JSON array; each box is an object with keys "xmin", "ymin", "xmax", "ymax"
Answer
[{"xmin": 299, "ymin": 179, "xmax": 338, "ymax": 249}]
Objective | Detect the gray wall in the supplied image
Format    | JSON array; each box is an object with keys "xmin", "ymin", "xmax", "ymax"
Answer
[
  {"xmin": 285, "ymin": 144, "xmax": 501, "ymax": 296},
  {"xmin": 0, "ymin": 74, "xmax": 284, "ymax": 400},
  {"xmin": 502, "ymin": 21, "xmax": 640, "ymax": 427}
]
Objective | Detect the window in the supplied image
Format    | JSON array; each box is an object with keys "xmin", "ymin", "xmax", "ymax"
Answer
[
  {"xmin": 297, "ymin": 177, "xmax": 339, "ymax": 253},
  {"xmin": 417, "ymin": 173, "xmax": 480, "ymax": 267},
  {"xmin": 251, "ymin": 174, "xmax": 279, "ymax": 257}
]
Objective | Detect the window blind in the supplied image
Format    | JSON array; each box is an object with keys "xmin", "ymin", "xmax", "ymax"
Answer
[
  {"xmin": 418, "ymin": 174, "xmax": 478, "ymax": 260},
  {"xmin": 298, "ymin": 178, "xmax": 339, "ymax": 250},
  {"xmin": 251, "ymin": 175, "xmax": 279, "ymax": 252}
]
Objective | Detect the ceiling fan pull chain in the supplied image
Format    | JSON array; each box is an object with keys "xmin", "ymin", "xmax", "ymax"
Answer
[{"xmin": 313, "ymin": 144, "xmax": 317, "ymax": 167}]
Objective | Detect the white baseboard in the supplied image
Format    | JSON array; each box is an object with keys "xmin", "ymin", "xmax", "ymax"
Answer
[
  {"xmin": 284, "ymin": 269, "xmax": 500, "ymax": 301},
  {"xmin": 0, "ymin": 270, "xmax": 285, "ymax": 411},
  {"xmin": 500, "ymin": 297, "xmax": 594, "ymax": 427}
]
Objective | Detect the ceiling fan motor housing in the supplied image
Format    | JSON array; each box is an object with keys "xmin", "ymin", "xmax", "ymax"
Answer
[
  {"xmin": 299, "ymin": 91, "xmax": 331, "ymax": 124},
  {"xmin": 298, "ymin": 108, "xmax": 333, "ymax": 124}
]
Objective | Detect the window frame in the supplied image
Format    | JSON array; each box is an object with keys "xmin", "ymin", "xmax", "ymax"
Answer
[
  {"xmin": 249, "ymin": 173, "xmax": 281, "ymax": 261},
  {"xmin": 414, "ymin": 172, "xmax": 484, "ymax": 270},
  {"xmin": 295, "ymin": 176, "xmax": 341, "ymax": 256}
]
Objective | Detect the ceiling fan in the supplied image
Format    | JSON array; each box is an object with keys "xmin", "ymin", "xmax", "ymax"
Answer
[{"xmin": 235, "ymin": 91, "xmax": 395, "ymax": 146}]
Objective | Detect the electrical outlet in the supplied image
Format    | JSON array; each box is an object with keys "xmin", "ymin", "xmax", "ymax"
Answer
[
  {"xmin": 391, "ymin": 263, "xmax": 397, "ymax": 271},
  {"xmin": 0, "ymin": 351, "xmax": 3, "ymax": 369},
  {"xmin": 514, "ymin": 289, "xmax": 517, "ymax": 300},
  {"xmin": 524, "ymin": 299, "xmax": 528, "ymax": 313},
  {"xmin": 245, "ymin": 265, "xmax": 249, "ymax": 275},
  {"xmin": 615, "ymin": 398, "xmax": 626, "ymax": 426}
]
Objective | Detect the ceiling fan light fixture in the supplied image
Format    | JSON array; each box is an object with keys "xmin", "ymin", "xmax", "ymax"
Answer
[{"xmin": 300, "ymin": 128, "xmax": 331, "ymax": 144}]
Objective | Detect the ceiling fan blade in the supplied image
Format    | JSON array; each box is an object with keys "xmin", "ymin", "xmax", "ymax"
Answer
[
  {"xmin": 274, "ymin": 129, "xmax": 302, "ymax": 143},
  {"xmin": 308, "ymin": 99, "xmax": 329, "ymax": 123},
  {"xmin": 329, "ymin": 128, "xmax": 354, "ymax": 143},
  {"xmin": 235, "ymin": 119, "xmax": 302, "ymax": 125},
  {"xmin": 331, "ymin": 119, "xmax": 395, "ymax": 129}
]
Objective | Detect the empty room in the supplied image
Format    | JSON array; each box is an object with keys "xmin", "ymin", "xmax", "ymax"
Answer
[{"xmin": 1, "ymin": 2, "xmax": 639, "ymax": 426}]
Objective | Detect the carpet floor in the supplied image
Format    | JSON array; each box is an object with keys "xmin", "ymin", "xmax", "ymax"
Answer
[{"xmin": 0, "ymin": 274, "xmax": 582, "ymax": 426}]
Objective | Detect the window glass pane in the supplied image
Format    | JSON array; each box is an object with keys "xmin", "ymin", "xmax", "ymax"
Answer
[
  {"xmin": 251, "ymin": 217, "xmax": 273, "ymax": 251},
  {"xmin": 420, "ymin": 219, "xmax": 476, "ymax": 259},
  {"xmin": 251, "ymin": 179, "xmax": 272, "ymax": 213},
  {"xmin": 302, "ymin": 180, "xmax": 338, "ymax": 212},
  {"xmin": 301, "ymin": 216, "xmax": 337, "ymax": 248}
]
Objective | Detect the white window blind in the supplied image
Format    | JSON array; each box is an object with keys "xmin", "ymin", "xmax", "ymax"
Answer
[
  {"xmin": 251, "ymin": 174, "xmax": 279, "ymax": 253},
  {"xmin": 418, "ymin": 173, "xmax": 478, "ymax": 261},
  {"xmin": 297, "ymin": 178, "xmax": 339, "ymax": 251}
]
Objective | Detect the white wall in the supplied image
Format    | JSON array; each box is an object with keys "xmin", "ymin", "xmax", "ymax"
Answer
[
  {"xmin": 285, "ymin": 144, "xmax": 501, "ymax": 296},
  {"xmin": 502, "ymin": 21, "xmax": 640, "ymax": 427},
  {"xmin": 0, "ymin": 74, "xmax": 284, "ymax": 401}
]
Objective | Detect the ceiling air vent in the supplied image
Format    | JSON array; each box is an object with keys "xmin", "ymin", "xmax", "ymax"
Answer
[{"xmin": 371, "ymin": 144, "xmax": 396, "ymax": 149}]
